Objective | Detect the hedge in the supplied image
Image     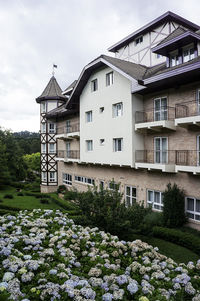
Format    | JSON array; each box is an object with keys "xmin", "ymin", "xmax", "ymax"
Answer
[{"xmin": 153, "ymin": 226, "xmax": 200, "ymax": 256}]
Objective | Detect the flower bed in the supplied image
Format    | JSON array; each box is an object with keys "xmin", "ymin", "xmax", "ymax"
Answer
[{"xmin": 0, "ymin": 209, "xmax": 200, "ymax": 301}]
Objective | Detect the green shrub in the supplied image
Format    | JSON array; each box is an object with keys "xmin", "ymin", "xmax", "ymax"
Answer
[
  {"xmin": 4, "ymin": 194, "xmax": 13, "ymax": 199},
  {"xmin": 57, "ymin": 185, "xmax": 67, "ymax": 194},
  {"xmin": 153, "ymin": 226, "xmax": 200, "ymax": 255},
  {"xmin": 163, "ymin": 183, "xmax": 186, "ymax": 228},
  {"xmin": 64, "ymin": 189, "xmax": 79, "ymax": 201},
  {"xmin": 40, "ymin": 199, "xmax": 49, "ymax": 204},
  {"xmin": 0, "ymin": 199, "xmax": 3, "ymax": 203},
  {"xmin": 10, "ymin": 182, "xmax": 25, "ymax": 189},
  {"xmin": 142, "ymin": 211, "xmax": 163, "ymax": 234},
  {"xmin": 17, "ymin": 192, "xmax": 24, "ymax": 196},
  {"xmin": 126, "ymin": 202, "xmax": 151, "ymax": 232}
]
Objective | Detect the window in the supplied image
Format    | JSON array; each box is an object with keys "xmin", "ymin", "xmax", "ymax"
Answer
[
  {"xmin": 100, "ymin": 139, "xmax": 105, "ymax": 146},
  {"xmin": 135, "ymin": 35, "xmax": 143, "ymax": 45},
  {"xmin": 91, "ymin": 79, "xmax": 98, "ymax": 92},
  {"xmin": 170, "ymin": 52, "xmax": 179, "ymax": 67},
  {"xmin": 108, "ymin": 181, "xmax": 119, "ymax": 191},
  {"xmin": 147, "ymin": 190, "xmax": 163, "ymax": 211},
  {"xmin": 99, "ymin": 180, "xmax": 104, "ymax": 190},
  {"xmin": 75, "ymin": 175, "xmax": 95, "ymax": 185},
  {"xmin": 183, "ymin": 46, "xmax": 194, "ymax": 63},
  {"xmin": 41, "ymin": 102, "xmax": 46, "ymax": 113},
  {"xmin": 41, "ymin": 123, "xmax": 46, "ymax": 133},
  {"xmin": 154, "ymin": 137, "xmax": 168, "ymax": 164},
  {"xmin": 86, "ymin": 140, "xmax": 93, "ymax": 151},
  {"xmin": 186, "ymin": 197, "xmax": 200, "ymax": 221},
  {"xmin": 197, "ymin": 90, "xmax": 200, "ymax": 115},
  {"xmin": 156, "ymin": 54, "xmax": 162, "ymax": 59},
  {"xmin": 49, "ymin": 172, "xmax": 56, "ymax": 182},
  {"xmin": 154, "ymin": 97, "xmax": 167, "ymax": 121},
  {"xmin": 66, "ymin": 142, "xmax": 71, "ymax": 157},
  {"xmin": 113, "ymin": 138, "xmax": 123, "ymax": 152},
  {"xmin": 49, "ymin": 143, "xmax": 56, "ymax": 153},
  {"xmin": 113, "ymin": 102, "xmax": 123, "ymax": 117},
  {"xmin": 41, "ymin": 143, "xmax": 46, "ymax": 153},
  {"xmin": 66, "ymin": 120, "xmax": 71, "ymax": 133},
  {"xmin": 197, "ymin": 135, "xmax": 200, "ymax": 166},
  {"xmin": 86, "ymin": 111, "xmax": 92, "ymax": 122},
  {"xmin": 125, "ymin": 186, "xmax": 137, "ymax": 207},
  {"xmin": 49, "ymin": 123, "xmax": 56, "ymax": 133},
  {"xmin": 42, "ymin": 172, "xmax": 47, "ymax": 182},
  {"xmin": 106, "ymin": 72, "xmax": 114, "ymax": 86},
  {"xmin": 63, "ymin": 173, "xmax": 72, "ymax": 186},
  {"xmin": 99, "ymin": 107, "xmax": 104, "ymax": 113}
]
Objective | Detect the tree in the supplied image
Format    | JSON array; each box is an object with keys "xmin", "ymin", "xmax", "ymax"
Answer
[
  {"xmin": 163, "ymin": 183, "xmax": 186, "ymax": 228},
  {"xmin": 23, "ymin": 152, "xmax": 40, "ymax": 172}
]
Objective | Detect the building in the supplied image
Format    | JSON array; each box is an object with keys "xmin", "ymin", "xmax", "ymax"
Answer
[{"xmin": 36, "ymin": 11, "xmax": 200, "ymax": 228}]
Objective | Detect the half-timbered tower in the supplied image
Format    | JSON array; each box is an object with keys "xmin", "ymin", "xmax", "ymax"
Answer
[{"xmin": 36, "ymin": 76, "xmax": 66, "ymax": 192}]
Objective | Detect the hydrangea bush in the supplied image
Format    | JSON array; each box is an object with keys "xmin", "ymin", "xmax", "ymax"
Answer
[{"xmin": 0, "ymin": 209, "xmax": 200, "ymax": 300}]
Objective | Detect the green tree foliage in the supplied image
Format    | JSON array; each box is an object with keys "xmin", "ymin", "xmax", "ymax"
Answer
[
  {"xmin": 13, "ymin": 131, "xmax": 40, "ymax": 154},
  {"xmin": 163, "ymin": 183, "xmax": 186, "ymax": 228},
  {"xmin": 23, "ymin": 153, "xmax": 40, "ymax": 172},
  {"xmin": 0, "ymin": 140, "xmax": 11, "ymax": 187}
]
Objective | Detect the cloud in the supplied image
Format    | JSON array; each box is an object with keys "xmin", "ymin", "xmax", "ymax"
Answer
[{"xmin": 0, "ymin": 0, "xmax": 199, "ymax": 131}]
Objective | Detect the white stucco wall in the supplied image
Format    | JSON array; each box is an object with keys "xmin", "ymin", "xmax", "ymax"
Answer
[{"xmin": 80, "ymin": 66, "xmax": 144, "ymax": 167}]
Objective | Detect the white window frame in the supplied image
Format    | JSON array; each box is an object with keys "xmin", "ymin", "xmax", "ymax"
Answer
[
  {"xmin": 41, "ymin": 143, "xmax": 46, "ymax": 154},
  {"xmin": 154, "ymin": 97, "xmax": 167, "ymax": 121},
  {"xmin": 66, "ymin": 120, "xmax": 71, "ymax": 133},
  {"xmin": 86, "ymin": 111, "xmax": 92, "ymax": 123},
  {"xmin": 169, "ymin": 51, "xmax": 179, "ymax": 67},
  {"xmin": 91, "ymin": 79, "xmax": 98, "ymax": 92},
  {"xmin": 100, "ymin": 139, "xmax": 105, "ymax": 146},
  {"xmin": 49, "ymin": 172, "xmax": 56, "ymax": 182},
  {"xmin": 196, "ymin": 89, "xmax": 200, "ymax": 115},
  {"xmin": 86, "ymin": 140, "xmax": 93, "ymax": 151},
  {"xmin": 75, "ymin": 175, "xmax": 95, "ymax": 186},
  {"xmin": 147, "ymin": 189, "xmax": 163, "ymax": 211},
  {"xmin": 135, "ymin": 35, "xmax": 143, "ymax": 45},
  {"xmin": 49, "ymin": 143, "xmax": 56, "ymax": 154},
  {"xmin": 185, "ymin": 196, "xmax": 200, "ymax": 221},
  {"xmin": 48, "ymin": 123, "xmax": 56, "ymax": 133},
  {"xmin": 197, "ymin": 135, "xmax": 200, "ymax": 166},
  {"xmin": 66, "ymin": 142, "xmax": 71, "ymax": 157},
  {"xmin": 125, "ymin": 185, "xmax": 137, "ymax": 207},
  {"xmin": 108, "ymin": 181, "xmax": 120, "ymax": 191},
  {"xmin": 41, "ymin": 123, "xmax": 46, "ymax": 133},
  {"xmin": 154, "ymin": 137, "xmax": 168, "ymax": 164},
  {"xmin": 41, "ymin": 102, "xmax": 46, "ymax": 113},
  {"xmin": 113, "ymin": 138, "xmax": 123, "ymax": 152},
  {"xmin": 113, "ymin": 102, "xmax": 123, "ymax": 117},
  {"xmin": 63, "ymin": 173, "xmax": 72, "ymax": 186},
  {"xmin": 106, "ymin": 72, "xmax": 114, "ymax": 86},
  {"xmin": 42, "ymin": 172, "xmax": 47, "ymax": 182},
  {"xmin": 99, "ymin": 107, "xmax": 104, "ymax": 113},
  {"xmin": 183, "ymin": 45, "xmax": 195, "ymax": 63}
]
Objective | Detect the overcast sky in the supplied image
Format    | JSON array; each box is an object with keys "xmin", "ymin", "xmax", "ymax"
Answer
[{"xmin": 0, "ymin": 0, "xmax": 200, "ymax": 132}]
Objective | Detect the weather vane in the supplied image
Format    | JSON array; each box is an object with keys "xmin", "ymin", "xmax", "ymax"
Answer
[{"xmin": 52, "ymin": 63, "xmax": 57, "ymax": 76}]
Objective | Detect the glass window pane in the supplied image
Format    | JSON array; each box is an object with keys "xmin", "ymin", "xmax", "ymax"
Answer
[
  {"xmin": 187, "ymin": 198, "xmax": 194, "ymax": 211},
  {"xmin": 132, "ymin": 187, "xmax": 136, "ymax": 198},
  {"xmin": 148, "ymin": 191, "xmax": 153, "ymax": 202},
  {"xmin": 196, "ymin": 199, "xmax": 200, "ymax": 212},
  {"xmin": 154, "ymin": 192, "xmax": 160, "ymax": 203},
  {"xmin": 155, "ymin": 99, "xmax": 160, "ymax": 111},
  {"xmin": 126, "ymin": 186, "xmax": 130, "ymax": 196}
]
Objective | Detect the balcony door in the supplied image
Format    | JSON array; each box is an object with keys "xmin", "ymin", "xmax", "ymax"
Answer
[
  {"xmin": 66, "ymin": 142, "xmax": 71, "ymax": 157},
  {"xmin": 198, "ymin": 136, "xmax": 200, "ymax": 166},
  {"xmin": 66, "ymin": 120, "xmax": 71, "ymax": 133},
  {"xmin": 154, "ymin": 97, "xmax": 167, "ymax": 121},
  {"xmin": 154, "ymin": 137, "xmax": 168, "ymax": 164},
  {"xmin": 197, "ymin": 90, "xmax": 200, "ymax": 115}
]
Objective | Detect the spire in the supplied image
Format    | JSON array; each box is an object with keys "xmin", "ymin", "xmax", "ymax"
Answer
[{"xmin": 36, "ymin": 76, "xmax": 66, "ymax": 103}]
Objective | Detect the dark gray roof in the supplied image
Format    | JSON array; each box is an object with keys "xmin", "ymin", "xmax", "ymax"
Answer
[
  {"xmin": 63, "ymin": 80, "xmax": 77, "ymax": 94},
  {"xmin": 46, "ymin": 103, "xmax": 77, "ymax": 119},
  {"xmin": 36, "ymin": 76, "xmax": 66, "ymax": 103},
  {"xmin": 156, "ymin": 27, "xmax": 187, "ymax": 47}
]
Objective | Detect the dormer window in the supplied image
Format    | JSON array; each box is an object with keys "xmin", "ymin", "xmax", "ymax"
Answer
[
  {"xmin": 135, "ymin": 36, "xmax": 143, "ymax": 45},
  {"xmin": 183, "ymin": 46, "xmax": 194, "ymax": 63},
  {"xmin": 170, "ymin": 51, "xmax": 179, "ymax": 67}
]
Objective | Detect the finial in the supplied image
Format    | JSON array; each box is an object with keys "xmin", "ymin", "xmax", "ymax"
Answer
[{"xmin": 52, "ymin": 63, "xmax": 58, "ymax": 76}]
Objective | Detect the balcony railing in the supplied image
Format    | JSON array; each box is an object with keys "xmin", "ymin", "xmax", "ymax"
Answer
[
  {"xmin": 175, "ymin": 100, "xmax": 200, "ymax": 118},
  {"xmin": 135, "ymin": 106, "xmax": 175, "ymax": 124},
  {"xmin": 176, "ymin": 150, "xmax": 200, "ymax": 166},
  {"xmin": 57, "ymin": 123, "xmax": 80, "ymax": 135},
  {"xmin": 57, "ymin": 150, "xmax": 80, "ymax": 160},
  {"xmin": 135, "ymin": 150, "xmax": 176, "ymax": 165},
  {"xmin": 136, "ymin": 150, "xmax": 200, "ymax": 167}
]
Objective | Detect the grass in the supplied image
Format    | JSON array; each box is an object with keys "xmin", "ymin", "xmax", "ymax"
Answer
[{"xmin": 127, "ymin": 233, "xmax": 199, "ymax": 264}]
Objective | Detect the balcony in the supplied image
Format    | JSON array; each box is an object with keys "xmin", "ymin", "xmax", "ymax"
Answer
[
  {"xmin": 135, "ymin": 107, "xmax": 176, "ymax": 133},
  {"xmin": 56, "ymin": 150, "xmax": 80, "ymax": 163},
  {"xmin": 56, "ymin": 123, "xmax": 80, "ymax": 139},
  {"xmin": 175, "ymin": 101, "xmax": 200, "ymax": 129},
  {"xmin": 135, "ymin": 150, "xmax": 176, "ymax": 172},
  {"xmin": 175, "ymin": 150, "xmax": 200, "ymax": 175}
]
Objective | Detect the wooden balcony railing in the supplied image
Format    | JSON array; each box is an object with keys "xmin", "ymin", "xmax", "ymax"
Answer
[
  {"xmin": 57, "ymin": 123, "xmax": 80, "ymax": 135},
  {"xmin": 135, "ymin": 106, "xmax": 175, "ymax": 124},
  {"xmin": 136, "ymin": 150, "xmax": 200, "ymax": 166},
  {"xmin": 57, "ymin": 150, "xmax": 80, "ymax": 159},
  {"xmin": 175, "ymin": 100, "xmax": 200, "ymax": 118}
]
